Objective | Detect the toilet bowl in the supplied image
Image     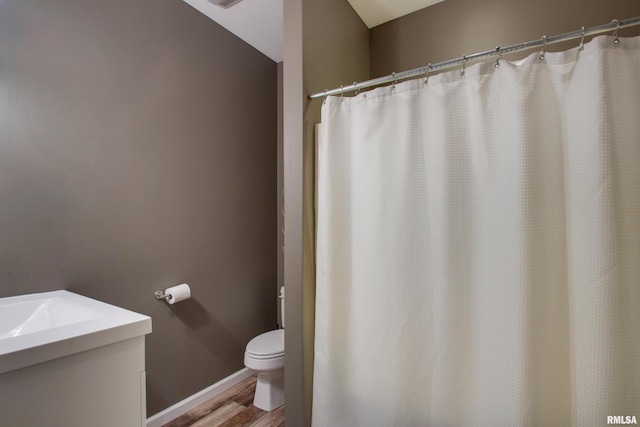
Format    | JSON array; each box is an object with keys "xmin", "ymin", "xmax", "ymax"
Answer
[{"xmin": 244, "ymin": 287, "xmax": 285, "ymax": 411}]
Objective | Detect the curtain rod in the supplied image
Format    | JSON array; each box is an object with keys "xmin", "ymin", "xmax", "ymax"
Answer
[{"xmin": 308, "ymin": 16, "xmax": 640, "ymax": 100}]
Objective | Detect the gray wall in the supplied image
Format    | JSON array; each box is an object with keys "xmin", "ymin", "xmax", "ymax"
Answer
[
  {"xmin": 0, "ymin": 0, "xmax": 277, "ymax": 416},
  {"xmin": 277, "ymin": 62, "xmax": 284, "ymax": 328},
  {"xmin": 370, "ymin": 0, "xmax": 640, "ymax": 78},
  {"xmin": 283, "ymin": 0, "xmax": 305, "ymax": 423},
  {"xmin": 283, "ymin": 0, "xmax": 369, "ymax": 424}
]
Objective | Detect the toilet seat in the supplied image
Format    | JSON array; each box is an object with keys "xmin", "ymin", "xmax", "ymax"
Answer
[{"xmin": 246, "ymin": 329, "xmax": 284, "ymax": 359}]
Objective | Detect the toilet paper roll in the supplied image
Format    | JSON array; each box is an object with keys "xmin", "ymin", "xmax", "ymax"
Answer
[{"xmin": 165, "ymin": 283, "xmax": 191, "ymax": 304}]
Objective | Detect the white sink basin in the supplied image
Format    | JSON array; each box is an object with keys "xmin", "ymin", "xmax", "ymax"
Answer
[{"xmin": 0, "ymin": 290, "xmax": 151, "ymax": 374}]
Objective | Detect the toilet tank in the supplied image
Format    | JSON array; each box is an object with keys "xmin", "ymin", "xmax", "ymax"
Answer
[{"xmin": 279, "ymin": 287, "xmax": 285, "ymax": 328}]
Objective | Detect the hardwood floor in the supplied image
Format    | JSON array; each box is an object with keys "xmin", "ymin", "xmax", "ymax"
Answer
[{"xmin": 162, "ymin": 375, "xmax": 284, "ymax": 427}]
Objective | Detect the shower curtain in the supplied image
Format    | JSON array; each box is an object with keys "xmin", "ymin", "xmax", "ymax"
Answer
[{"xmin": 313, "ymin": 35, "xmax": 640, "ymax": 427}]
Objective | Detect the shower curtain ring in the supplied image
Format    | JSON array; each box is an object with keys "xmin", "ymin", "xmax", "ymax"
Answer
[
  {"xmin": 424, "ymin": 63, "xmax": 432, "ymax": 84},
  {"xmin": 612, "ymin": 19, "xmax": 620, "ymax": 44},
  {"xmin": 579, "ymin": 26, "xmax": 586, "ymax": 51},
  {"xmin": 354, "ymin": 82, "xmax": 360, "ymax": 95},
  {"xmin": 340, "ymin": 85, "xmax": 344, "ymax": 98},
  {"xmin": 539, "ymin": 35, "xmax": 547, "ymax": 60},
  {"xmin": 461, "ymin": 55, "xmax": 467, "ymax": 76},
  {"xmin": 392, "ymin": 72, "xmax": 397, "ymax": 89},
  {"xmin": 495, "ymin": 47, "xmax": 502, "ymax": 68},
  {"xmin": 322, "ymin": 89, "xmax": 328, "ymax": 104}
]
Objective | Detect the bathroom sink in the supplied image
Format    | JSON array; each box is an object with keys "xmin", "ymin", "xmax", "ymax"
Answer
[
  {"xmin": 0, "ymin": 290, "xmax": 151, "ymax": 374},
  {"xmin": 0, "ymin": 290, "xmax": 152, "ymax": 426}
]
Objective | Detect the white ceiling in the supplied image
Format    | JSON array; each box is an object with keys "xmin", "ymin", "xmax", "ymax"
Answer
[
  {"xmin": 347, "ymin": 0, "xmax": 445, "ymax": 28},
  {"xmin": 183, "ymin": 0, "xmax": 445, "ymax": 63},
  {"xmin": 182, "ymin": 0, "xmax": 284, "ymax": 62}
]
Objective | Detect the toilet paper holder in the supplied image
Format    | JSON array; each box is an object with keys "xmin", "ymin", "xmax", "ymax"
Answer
[
  {"xmin": 154, "ymin": 291, "xmax": 171, "ymax": 301},
  {"xmin": 154, "ymin": 283, "xmax": 192, "ymax": 304}
]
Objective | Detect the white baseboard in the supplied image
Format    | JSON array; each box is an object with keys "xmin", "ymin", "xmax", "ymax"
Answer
[{"xmin": 146, "ymin": 367, "xmax": 253, "ymax": 427}]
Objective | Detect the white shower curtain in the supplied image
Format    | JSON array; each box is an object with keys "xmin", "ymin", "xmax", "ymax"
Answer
[{"xmin": 313, "ymin": 35, "xmax": 640, "ymax": 427}]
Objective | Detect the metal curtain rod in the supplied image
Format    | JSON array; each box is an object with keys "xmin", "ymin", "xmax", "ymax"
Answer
[{"xmin": 308, "ymin": 16, "xmax": 640, "ymax": 100}]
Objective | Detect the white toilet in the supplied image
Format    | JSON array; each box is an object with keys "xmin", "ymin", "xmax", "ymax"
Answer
[{"xmin": 244, "ymin": 286, "xmax": 285, "ymax": 411}]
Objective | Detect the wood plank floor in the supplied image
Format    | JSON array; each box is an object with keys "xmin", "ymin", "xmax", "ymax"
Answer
[{"xmin": 162, "ymin": 375, "xmax": 284, "ymax": 427}]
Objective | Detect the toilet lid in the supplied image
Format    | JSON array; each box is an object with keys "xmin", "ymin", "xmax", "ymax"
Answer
[{"xmin": 246, "ymin": 329, "xmax": 284, "ymax": 358}]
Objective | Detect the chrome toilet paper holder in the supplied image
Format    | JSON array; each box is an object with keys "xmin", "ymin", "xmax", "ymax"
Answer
[
  {"xmin": 154, "ymin": 290, "xmax": 170, "ymax": 301},
  {"xmin": 154, "ymin": 283, "xmax": 192, "ymax": 305}
]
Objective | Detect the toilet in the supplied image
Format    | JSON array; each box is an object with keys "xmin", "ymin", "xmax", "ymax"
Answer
[{"xmin": 244, "ymin": 286, "xmax": 285, "ymax": 411}]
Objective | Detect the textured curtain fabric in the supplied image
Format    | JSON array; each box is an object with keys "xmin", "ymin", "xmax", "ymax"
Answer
[{"xmin": 313, "ymin": 36, "xmax": 640, "ymax": 427}]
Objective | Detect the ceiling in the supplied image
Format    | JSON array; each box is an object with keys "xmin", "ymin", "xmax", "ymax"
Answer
[
  {"xmin": 347, "ymin": 0, "xmax": 445, "ymax": 28},
  {"xmin": 182, "ymin": 0, "xmax": 284, "ymax": 62},
  {"xmin": 182, "ymin": 0, "xmax": 445, "ymax": 63}
]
